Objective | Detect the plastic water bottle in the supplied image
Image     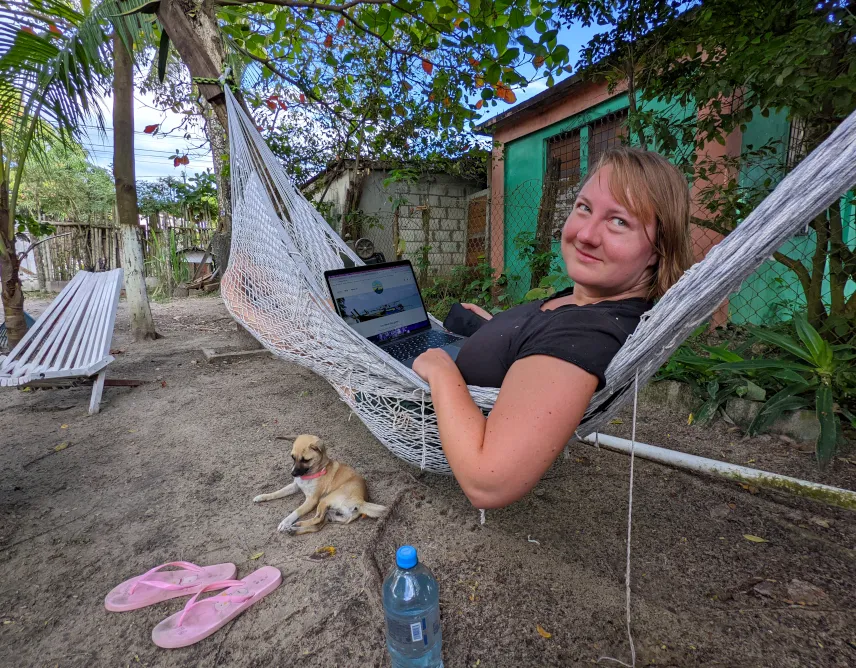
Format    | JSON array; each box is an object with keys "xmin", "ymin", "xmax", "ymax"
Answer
[{"xmin": 382, "ymin": 545, "xmax": 443, "ymax": 668}]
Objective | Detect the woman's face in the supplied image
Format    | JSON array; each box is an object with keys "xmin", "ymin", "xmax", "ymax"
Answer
[{"xmin": 560, "ymin": 164, "xmax": 658, "ymax": 298}]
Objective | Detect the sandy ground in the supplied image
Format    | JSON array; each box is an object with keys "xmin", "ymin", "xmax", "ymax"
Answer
[{"xmin": 1, "ymin": 294, "xmax": 855, "ymax": 668}]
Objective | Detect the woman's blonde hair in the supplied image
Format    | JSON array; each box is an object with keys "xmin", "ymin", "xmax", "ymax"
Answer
[{"xmin": 583, "ymin": 145, "xmax": 693, "ymax": 300}]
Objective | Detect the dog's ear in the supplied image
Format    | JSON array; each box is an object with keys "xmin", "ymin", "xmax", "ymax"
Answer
[{"xmin": 309, "ymin": 439, "xmax": 327, "ymax": 457}]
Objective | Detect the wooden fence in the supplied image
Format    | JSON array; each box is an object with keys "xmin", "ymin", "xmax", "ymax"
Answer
[{"xmin": 22, "ymin": 220, "xmax": 213, "ymax": 288}]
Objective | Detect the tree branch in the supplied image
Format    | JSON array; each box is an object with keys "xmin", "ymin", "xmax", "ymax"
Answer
[{"xmin": 773, "ymin": 251, "xmax": 811, "ymax": 298}]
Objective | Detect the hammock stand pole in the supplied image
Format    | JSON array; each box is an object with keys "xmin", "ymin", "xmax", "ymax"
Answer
[{"xmin": 581, "ymin": 432, "xmax": 856, "ymax": 511}]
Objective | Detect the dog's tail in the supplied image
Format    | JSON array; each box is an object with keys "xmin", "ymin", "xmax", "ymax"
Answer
[{"xmin": 359, "ymin": 502, "xmax": 389, "ymax": 518}]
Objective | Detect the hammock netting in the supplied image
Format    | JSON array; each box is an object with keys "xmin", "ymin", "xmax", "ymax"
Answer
[{"xmin": 220, "ymin": 87, "xmax": 856, "ymax": 474}]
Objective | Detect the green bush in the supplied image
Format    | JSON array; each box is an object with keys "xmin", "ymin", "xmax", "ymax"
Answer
[{"xmin": 657, "ymin": 314, "xmax": 855, "ymax": 467}]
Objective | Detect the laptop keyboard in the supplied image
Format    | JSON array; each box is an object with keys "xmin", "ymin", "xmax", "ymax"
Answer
[{"xmin": 384, "ymin": 331, "xmax": 462, "ymax": 360}]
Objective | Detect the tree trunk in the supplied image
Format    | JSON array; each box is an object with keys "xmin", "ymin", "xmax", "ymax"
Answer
[
  {"xmin": 807, "ymin": 214, "xmax": 829, "ymax": 327},
  {"xmin": 202, "ymin": 104, "xmax": 233, "ymax": 274},
  {"xmin": 531, "ymin": 157, "xmax": 561, "ymax": 289},
  {"xmin": 156, "ymin": 0, "xmax": 228, "ymax": 127},
  {"xmin": 113, "ymin": 33, "xmax": 159, "ymax": 341},
  {"xmin": 0, "ymin": 179, "xmax": 27, "ymax": 348}
]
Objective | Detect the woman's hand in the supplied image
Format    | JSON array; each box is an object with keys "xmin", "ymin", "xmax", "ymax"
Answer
[
  {"xmin": 412, "ymin": 347, "xmax": 459, "ymax": 384},
  {"xmin": 461, "ymin": 303, "xmax": 493, "ymax": 321}
]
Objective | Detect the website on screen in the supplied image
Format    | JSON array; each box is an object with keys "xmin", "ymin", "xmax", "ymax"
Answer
[{"xmin": 328, "ymin": 265, "xmax": 429, "ymax": 342}]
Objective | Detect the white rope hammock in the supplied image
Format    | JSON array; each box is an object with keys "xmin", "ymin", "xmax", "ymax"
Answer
[{"xmin": 221, "ymin": 87, "xmax": 856, "ymax": 474}]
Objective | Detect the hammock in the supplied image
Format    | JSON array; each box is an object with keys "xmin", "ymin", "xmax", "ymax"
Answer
[{"xmin": 221, "ymin": 87, "xmax": 856, "ymax": 474}]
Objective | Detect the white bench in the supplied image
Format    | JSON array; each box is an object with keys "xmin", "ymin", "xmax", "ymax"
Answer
[{"xmin": 0, "ymin": 269, "xmax": 123, "ymax": 414}]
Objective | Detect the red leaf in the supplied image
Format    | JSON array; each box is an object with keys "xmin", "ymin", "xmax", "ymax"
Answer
[
  {"xmin": 533, "ymin": 56, "xmax": 545, "ymax": 69},
  {"xmin": 422, "ymin": 60, "xmax": 433, "ymax": 75},
  {"xmin": 22, "ymin": 26, "xmax": 35, "ymax": 35},
  {"xmin": 48, "ymin": 23, "xmax": 63, "ymax": 36},
  {"xmin": 299, "ymin": 93, "xmax": 306, "ymax": 104},
  {"xmin": 324, "ymin": 33, "xmax": 333, "ymax": 48},
  {"xmin": 468, "ymin": 57, "xmax": 479, "ymax": 68},
  {"xmin": 143, "ymin": 124, "xmax": 159, "ymax": 134},
  {"xmin": 179, "ymin": 155, "xmax": 190, "ymax": 166},
  {"xmin": 475, "ymin": 100, "xmax": 483, "ymax": 110},
  {"xmin": 428, "ymin": 93, "xmax": 435, "ymax": 102},
  {"xmin": 278, "ymin": 101, "xmax": 288, "ymax": 110},
  {"xmin": 337, "ymin": 17, "xmax": 345, "ymax": 30},
  {"xmin": 256, "ymin": 125, "xmax": 265, "ymax": 132},
  {"xmin": 266, "ymin": 99, "xmax": 277, "ymax": 111},
  {"xmin": 173, "ymin": 156, "xmax": 181, "ymax": 167}
]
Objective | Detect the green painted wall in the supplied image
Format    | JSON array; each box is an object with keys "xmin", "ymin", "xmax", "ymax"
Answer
[{"xmin": 730, "ymin": 109, "xmax": 856, "ymax": 325}]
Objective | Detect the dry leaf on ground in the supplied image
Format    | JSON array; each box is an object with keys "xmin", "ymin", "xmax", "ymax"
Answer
[
  {"xmin": 309, "ymin": 546, "xmax": 336, "ymax": 561},
  {"xmin": 249, "ymin": 552, "xmax": 264, "ymax": 560},
  {"xmin": 743, "ymin": 534, "xmax": 769, "ymax": 543},
  {"xmin": 536, "ymin": 624, "xmax": 552, "ymax": 639}
]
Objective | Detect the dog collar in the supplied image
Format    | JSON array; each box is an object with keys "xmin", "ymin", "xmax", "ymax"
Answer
[{"xmin": 299, "ymin": 468, "xmax": 326, "ymax": 481}]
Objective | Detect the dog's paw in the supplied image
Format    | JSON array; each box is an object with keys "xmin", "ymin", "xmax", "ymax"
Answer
[
  {"xmin": 277, "ymin": 518, "xmax": 295, "ymax": 533},
  {"xmin": 253, "ymin": 494, "xmax": 265, "ymax": 503}
]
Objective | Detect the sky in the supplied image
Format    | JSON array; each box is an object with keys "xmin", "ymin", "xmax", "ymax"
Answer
[
  {"xmin": 81, "ymin": 91, "xmax": 215, "ymax": 181},
  {"xmin": 81, "ymin": 18, "xmax": 604, "ymax": 180}
]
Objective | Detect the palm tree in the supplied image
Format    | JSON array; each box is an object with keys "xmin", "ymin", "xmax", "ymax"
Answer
[{"xmin": 0, "ymin": 0, "xmax": 156, "ymax": 347}]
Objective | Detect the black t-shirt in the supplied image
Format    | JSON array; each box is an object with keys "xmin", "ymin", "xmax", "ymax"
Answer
[{"xmin": 454, "ymin": 288, "xmax": 652, "ymax": 390}]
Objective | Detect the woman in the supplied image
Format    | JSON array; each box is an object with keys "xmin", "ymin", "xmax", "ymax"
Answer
[{"xmin": 412, "ymin": 146, "xmax": 693, "ymax": 509}]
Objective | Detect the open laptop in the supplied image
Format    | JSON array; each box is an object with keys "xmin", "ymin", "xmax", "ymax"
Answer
[{"xmin": 324, "ymin": 260, "xmax": 466, "ymax": 368}]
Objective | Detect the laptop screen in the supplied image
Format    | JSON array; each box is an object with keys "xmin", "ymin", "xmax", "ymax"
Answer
[{"xmin": 326, "ymin": 263, "xmax": 430, "ymax": 343}]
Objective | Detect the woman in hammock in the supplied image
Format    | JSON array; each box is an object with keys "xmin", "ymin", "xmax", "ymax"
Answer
[{"xmin": 411, "ymin": 146, "xmax": 693, "ymax": 509}]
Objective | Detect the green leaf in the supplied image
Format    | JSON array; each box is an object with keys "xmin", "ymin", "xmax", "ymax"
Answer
[
  {"xmin": 695, "ymin": 396, "xmax": 724, "ymax": 425},
  {"xmin": 157, "ymin": 30, "xmax": 169, "ymax": 84},
  {"xmin": 712, "ymin": 359, "xmax": 815, "ymax": 373},
  {"xmin": 747, "ymin": 385, "xmax": 808, "ymax": 436},
  {"xmin": 114, "ymin": 0, "xmax": 161, "ymax": 16},
  {"xmin": 743, "ymin": 380, "xmax": 766, "ymax": 402},
  {"xmin": 815, "ymin": 384, "xmax": 836, "ymax": 468},
  {"xmin": 749, "ymin": 328, "xmax": 815, "ymax": 365},
  {"xmin": 494, "ymin": 31, "xmax": 509, "ymax": 56},
  {"xmin": 793, "ymin": 313, "xmax": 832, "ymax": 369},
  {"xmin": 839, "ymin": 405, "xmax": 856, "ymax": 429},
  {"xmin": 552, "ymin": 44, "xmax": 569, "ymax": 63}
]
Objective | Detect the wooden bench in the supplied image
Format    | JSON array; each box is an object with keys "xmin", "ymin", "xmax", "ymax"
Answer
[{"xmin": 0, "ymin": 269, "xmax": 123, "ymax": 414}]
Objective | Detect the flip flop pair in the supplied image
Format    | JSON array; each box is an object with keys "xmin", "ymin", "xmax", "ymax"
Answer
[{"xmin": 105, "ymin": 561, "xmax": 281, "ymax": 648}]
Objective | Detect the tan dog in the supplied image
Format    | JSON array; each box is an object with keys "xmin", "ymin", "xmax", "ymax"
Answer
[{"xmin": 253, "ymin": 435, "xmax": 388, "ymax": 535}]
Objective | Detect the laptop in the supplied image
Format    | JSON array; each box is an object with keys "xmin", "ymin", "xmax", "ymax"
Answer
[{"xmin": 324, "ymin": 260, "xmax": 466, "ymax": 368}]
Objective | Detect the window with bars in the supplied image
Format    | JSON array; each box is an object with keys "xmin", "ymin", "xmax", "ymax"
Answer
[
  {"xmin": 588, "ymin": 110, "xmax": 628, "ymax": 168},
  {"xmin": 545, "ymin": 109, "xmax": 628, "ymax": 235}
]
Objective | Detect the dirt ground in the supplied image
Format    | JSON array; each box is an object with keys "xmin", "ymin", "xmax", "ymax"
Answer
[{"xmin": 2, "ymin": 295, "xmax": 855, "ymax": 668}]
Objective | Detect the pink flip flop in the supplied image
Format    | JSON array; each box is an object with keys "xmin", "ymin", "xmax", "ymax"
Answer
[
  {"xmin": 105, "ymin": 561, "xmax": 238, "ymax": 612},
  {"xmin": 152, "ymin": 566, "xmax": 282, "ymax": 648}
]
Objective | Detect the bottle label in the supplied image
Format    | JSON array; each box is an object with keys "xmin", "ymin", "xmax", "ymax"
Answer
[{"xmin": 386, "ymin": 606, "xmax": 441, "ymax": 647}]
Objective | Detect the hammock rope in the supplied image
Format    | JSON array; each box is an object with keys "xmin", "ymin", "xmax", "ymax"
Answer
[{"xmin": 221, "ymin": 86, "xmax": 856, "ymax": 474}]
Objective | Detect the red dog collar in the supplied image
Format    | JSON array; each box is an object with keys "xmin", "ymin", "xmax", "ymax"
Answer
[{"xmin": 299, "ymin": 468, "xmax": 327, "ymax": 480}]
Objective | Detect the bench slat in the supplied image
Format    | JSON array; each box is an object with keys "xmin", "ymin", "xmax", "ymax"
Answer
[
  {"xmin": 1, "ymin": 270, "xmax": 123, "ymax": 386},
  {"xmin": 0, "ymin": 272, "xmax": 88, "ymax": 375}
]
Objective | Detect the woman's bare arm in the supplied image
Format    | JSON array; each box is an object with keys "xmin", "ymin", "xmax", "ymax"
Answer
[{"xmin": 413, "ymin": 350, "xmax": 597, "ymax": 508}]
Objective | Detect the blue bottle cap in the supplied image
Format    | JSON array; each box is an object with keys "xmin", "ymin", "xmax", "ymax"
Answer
[{"xmin": 396, "ymin": 545, "xmax": 418, "ymax": 569}]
